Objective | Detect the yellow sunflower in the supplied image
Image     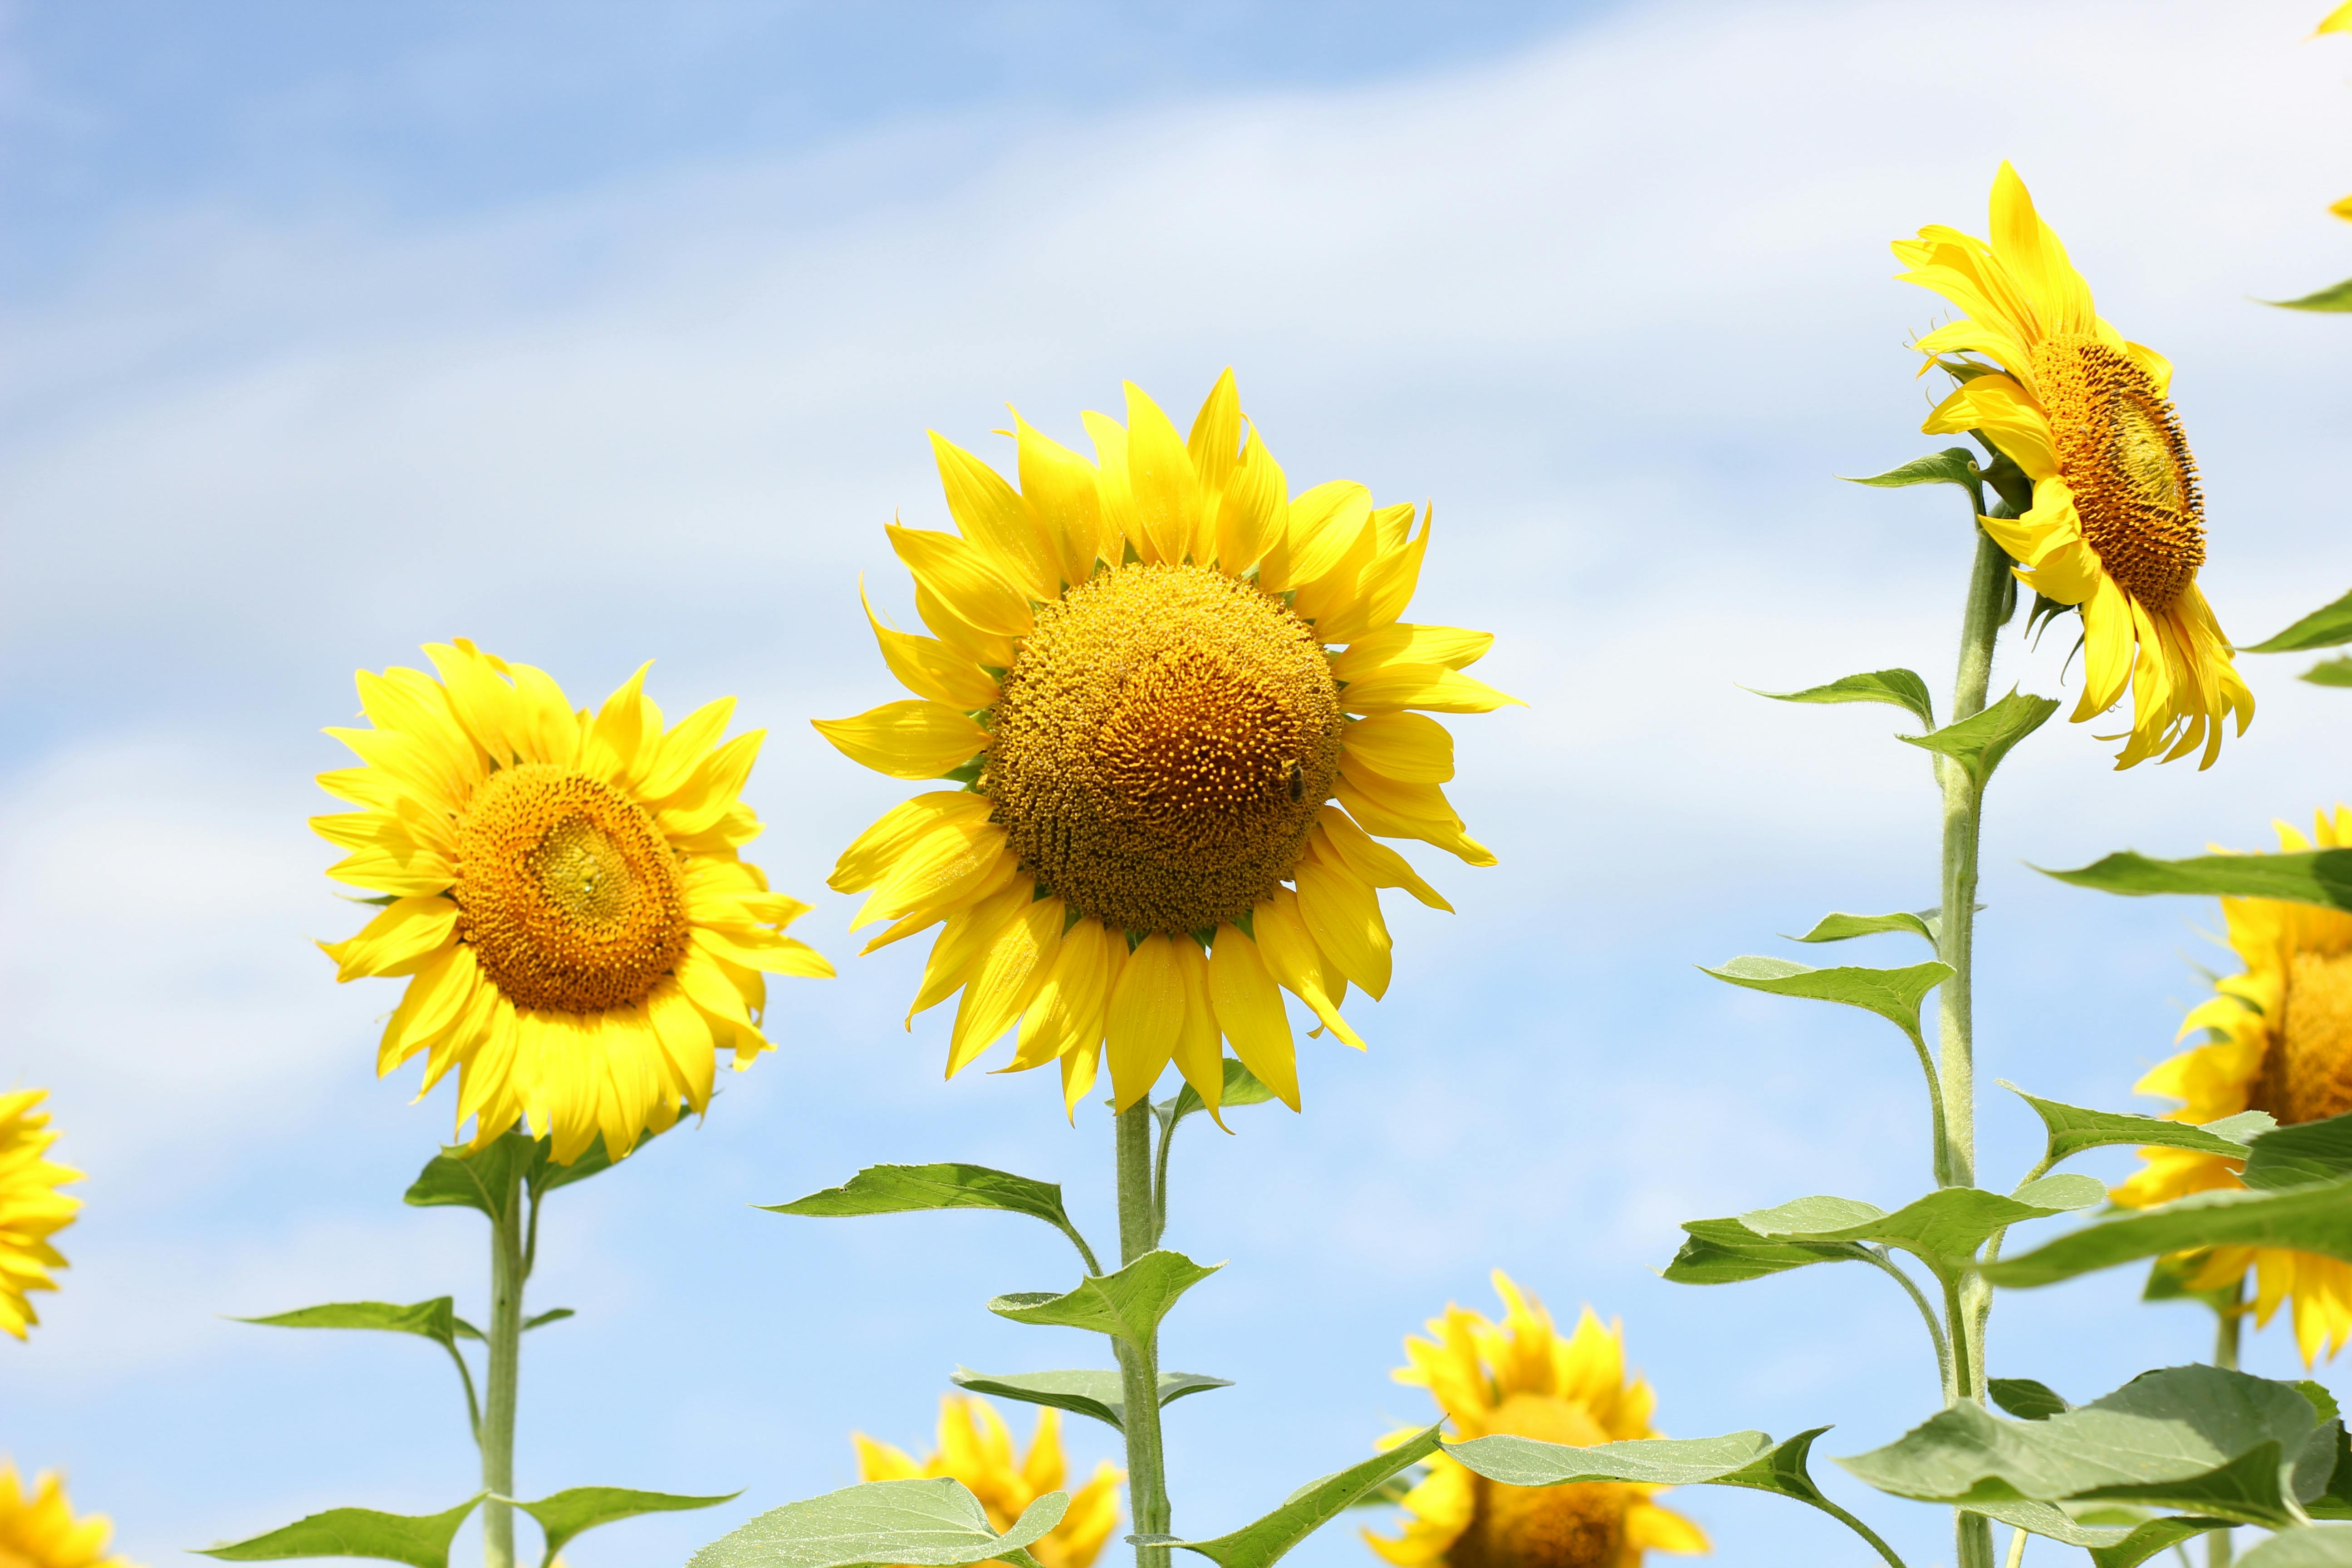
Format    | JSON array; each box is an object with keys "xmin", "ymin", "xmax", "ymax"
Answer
[
  {"xmin": 314, "ymin": 640, "xmax": 831, "ymax": 1162},
  {"xmin": 2114, "ymin": 806, "xmax": 2352, "ymax": 1362},
  {"xmin": 0, "ymin": 1091, "xmax": 81, "ymax": 1340},
  {"xmin": 0, "ymin": 1465, "xmax": 135, "ymax": 1568},
  {"xmin": 1894, "ymin": 162, "xmax": 2253, "ymax": 769},
  {"xmin": 853, "ymin": 1396, "xmax": 1122, "ymax": 1568},
  {"xmin": 816, "ymin": 372, "xmax": 1516, "ymax": 1117},
  {"xmin": 1366, "ymin": 1272, "xmax": 1706, "ymax": 1568}
]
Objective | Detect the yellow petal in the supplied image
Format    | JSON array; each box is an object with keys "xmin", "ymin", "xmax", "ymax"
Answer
[
  {"xmin": 1275, "ymin": 481, "xmax": 1374, "ymax": 591},
  {"xmin": 1124, "ymin": 382, "xmax": 1204, "ymax": 567},
  {"xmin": 813, "ymin": 700, "xmax": 988, "ymax": 781},
  {"xmin": 1294, "ymin": 854, "xmax": 1392, "ymax": 1000},
  {"xmin": 946, "ymin": 896, "xmax": 1064, "ymax": 1076},
  {"xmin": 1342, "ymin": 663, "xmax": 1521, "ymax": 716},
  {"xmin": 1206, "ymin": 927, "xmax": 1299, "ymax": 1110},
  {"xmin": 637, "ymin": 696, "xmax": 736, "ymax": 802},
  {"xmin": 320, "ymin": 896, "xmax": 460, "ymax": 981},
  {"xmin": 1168, "ymin": 938, "xmax": 1225, "ymax": 1117},
  {"xmin": 1315, "ymin": 808, "xmax": 1450, "ymax": 911},
  {"xmin": 1341, "ymin": 712, "xmax": 1455, "ymax": 784},
  {"xmin": 580, "ymin": 661, "xmax": 661, "ymax": 789},
  {"xmin": 1989, "ymin": 161, "xmax": 2095, "ymax": 338},
  {"xmin": 931, "ymin": 431, "xmax": 1057, "ymax": 602},
  {"xmin": 1083, "ymin": 409, "xmax": 1137, "ymax": 559},
  {"xmin": 1330, "ymin": 624, "xmax": 1493, "ymax": 682},
  {"xmin": 907, "ymin": 881, "xmax": 1031, "ymax": 1023},
  {"xmin": 1335, "ymin": 769, "xmax": 1495, "ymax": 867},
  {"xmin": 1106, "ymin": 933, "xmax": 1183, "ymax": 1109},
  {"xmin": 1009, "ymin": 915, "xmax": 1115, "ymax": 1072},
  {"xmin": 831, "ymin": 792, "xmax": 994, "ymax": 893},
  {"xmin": 1252, "ymin": 889, "xmax": 1366, "ymax": 1049},
  {"xmin": 1014, "ymin": 410, "xmax": 1108, "ymax": 588},
  {"xmin": 1214, "ymin": 418, "xmax": 1288, "ymax": 574},
  {"xmin": 860, "ymin": 581, "xmax": 1002, "ymax": 710},
  {"xmin": 888, "ymin": 523, "xmax": 1035, "ymax": 640}
]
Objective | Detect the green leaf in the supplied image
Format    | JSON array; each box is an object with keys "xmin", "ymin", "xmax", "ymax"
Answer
[
  {"xmin": 512, "ymin": 1487, "xmax": 737, "ymax": 1568},
  {"xmin": 198, "ymin": 1498, "xmax": 485, "ymax": 1568},
  {"xmin": 234, "ymin": 1299, "xmax": 461, "ymax": 1350},
  {"xmin": 1661, "ymin": 1218, "xmax": 1874, "ymax": 1285},
  {"xmin": 1166, "ymin": 1423, "xmax": 1445, "ymax": 1568},
  {"xmin": 402, "ymin": 1129, "xmax": 656, "ymax": 1221},
  {"xmin": 522, "ymin": 1308, "xmax": 573, "ymax": 1333},
  {"xmin": 2244, "ymin": 1113, "xmax": 2352, "ymax": 1191},
  {"xmin": 2300, "ymin": 1383, "xmax": 2344, "ymax": 1428},
  {"xmin": 2239, "ymin": 1529, "xmax": 2352, "ymax": 1568},
  {"xmin": 2002, "ymin": 1083, "xmax": 2262, "ymax": 1170},
  {"xmin": 988, "ymin": 1250, "xmax": 1220, "ymax": 1346},
  {"xmin": 1984, "ymin": 1176, "xmax": 2352, "ymax": 1288},
  {"xmin": 1990, "ymin": 1378, "xmax": 2072, "ymax": 1421},
  {"xmin": 947, "ymin": 1368, "xmax": 1232, "ymax": 1434},
  {"xmin": 1835, "ymin": 1365, "xmax": 2329, "ymax": 1529},
  {"xmin": 1955, "ymin": 1499, "xmax": 2210, "ymax": 1557},
  {"xmin": 1748, "ymin": 669, "xmax": 1935, "ymax": 730},
  {"xmin": 686, "ymin": 1479, "xmax": 1064, "ymax": 1568},
  {"xmin": 764, "ymin": 1164, "xmax": 1095, "ymax": 1266},
  {"xmin": 1345, "ymin": 1474, "xmax": 1419, "ymax": 1509},
  {"xmin": 1840, "ymin": 447, "xmax": 1981, "ymax": 494},
  {"xmin": 1899, "ymin": 688, "xmax": 2060, "ymax": 789},
  {"xmin": 1739, "ymin": 1185, "xmax": 2095, "ymax": 1272},
  {"xmin": 1787, "ymin": 910, "xmax": 1938, "ymax": 946},
  {"xmin": 2306, "ymin": 657, "xmax": 2352, "ymax": 687},
  {"xmin": 1700, "ymin": 956, "xmax": 1951, "ymax": 1045},
  {"xmin": 2264, "ymin": 275, "xmax": 2352, "ymax": 312},
  {"xmin": 1165, "ymin": 1058, "xmax": 1280, "ymax": 1132},
  {"xmin": 2011, "ymin": 1173, "xmax": 2110, "ymax": 1210},
  {"xmin": 2085, "ymin": 1515, "xmax": 2230, "ymax": 1568},
  {"xmin": 2039, "ymin": 849, "xmax": 2352, "ymax": 914}
]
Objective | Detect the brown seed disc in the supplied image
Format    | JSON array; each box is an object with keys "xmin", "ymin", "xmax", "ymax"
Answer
[
  {"xmin": 2258, "ymin": 948, "xmax": 2352, "ymax": 1125},
  {"xmin": 2031, "ymin": 333, "xmax": 2205, "ymax": 610}
]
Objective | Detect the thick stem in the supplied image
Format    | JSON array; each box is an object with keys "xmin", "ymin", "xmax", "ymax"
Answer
[
  {"xmin": 1114, "ymin": 1103, "xmax": 1171, "ymax": 1568},
  {"xmin": 482, "ymin": 1158, "xmax": 527, "ymax": 1568},
  {"xmin": 2210, "ymin": 1283, "xmax": 2244, "ymax": 1568}
]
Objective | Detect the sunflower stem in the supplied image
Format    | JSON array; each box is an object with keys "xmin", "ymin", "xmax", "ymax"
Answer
[
  {"xmin": 2209, "ymin": 1281, "xmax": 2244, "ymax": 1568},
  {"xmin": 1114, "ymin": 1101, "xmax": 1171, "ymax": 1568},
  {"xmin": 482, "ymin": 1154, "xmax": 527, "ymax": 1568}
]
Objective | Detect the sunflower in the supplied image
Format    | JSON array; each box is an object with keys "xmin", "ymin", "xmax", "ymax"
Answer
[
  {"xmin": 1366, "ymin": 1273, "xmax": 1705, "ymax": 1568},
  {"xmin": 2113, "ymin": 807, "xmax": 2352, "ymax": 1362},
  {"xmin": 0, "ymin": 1091, "xmax": 81, "ymax": 1340},
  {"xmin": 314, "ymin": 640, "xmax": 831, "ymax": 1162},
  {"xmin": 0, "ymin": 1466, "xmax": 135, "ymax": 1568},
  {"xmin": 853, "ymin": 1396, "xmax": 1122, "ymax": 1568},
  {"xmin": 816, "ymin": 372, "xmax": 1516, "ymax": 1117},
  {"xmin": 1894, "ymin": 163, "xmax": 2253, "ymax": 769}
]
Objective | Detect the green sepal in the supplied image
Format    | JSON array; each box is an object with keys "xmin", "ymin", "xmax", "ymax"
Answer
[
  {"xmin": 764, "ymin": 1163, "xmax": 1096, "ymax": 1268},
  {"xmin": 1899, "ymin": 688, "xmax": 2059, "ymax": 789},
  {"xmin": 196, "ymin": 1497, "xmax": 485, "ymax": 1568},
  {"xmin": 2040, "ymin": 849, "xmax": 2352, "ymax": 914},
  {"xmin": 405, "ymin": 1126, "xmax": 661, "ymax": 1222},
  {"xmin": 1159, "ymin": 1423, "xmax": 1444, "ymax": 1568},
  {"xmin": 988, "ymin": 1250, "xmax": 1220, "ymax": 1346},
  {"xmin": 2002, "ymin": 1082, "xmax": 2264, "ymax": 1171},
  {"xmin": 1661, "ymin": 1218, "xmax": 1873, "ymax": 1285},
  {"xmin": 1839, "ymin": 447, "xmax": 1981, "ymax": 495},
  {"xmin": 2263, "ymin": 277, "xmax": 2352, "ymax": 312},
  {"xmin": 510, "ymin": 1486, "xmax": 738, "ymax": 1568},
  {"xmin": 1699, "ymin": 956, "xmax": 1950, "ymax": 1046},
  {"xmin": 1786, "ymin": 910, "xmax": 1939, "ymax": 946},
  {"xmin": 1989, "ymin": 1378, "xmax": 2071, "ymax": 1421},
  {"xmin": 1747, "ymin": 669, "xmax": 1934, "ymax": 730},
  {"xmin": 686, "ymin": 1479, "xmax": 1063, "ymax": 1568},
  {"xmin": 1160, "ymin": 1059, "xmax": 1278, "ymax": 1135},
  {"xmin": 948, "ymin": 1367, "xmax": 1231, "ymax": 1434},
  {"xmin": 1740, "ymin": 1183, "xmax": 2100, "ymax": 1274}
]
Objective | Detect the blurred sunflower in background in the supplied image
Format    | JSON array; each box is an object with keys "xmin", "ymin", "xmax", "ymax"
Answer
[
  {"xmin": 853, "ymin": 1396, "xmax": 1121, "ymax": 1568},
  {"xmin": 1895, "ymin": 162, "xmax": 2252, "ymax": 769},
  {"xmin": 0, "ymin": 1465, "xmax": 134, "ymax": 1568},
  {"xmin": 314, "ymin": 640, "xmax": 831, "ymax": 1162},
  {"xmin": 2114, "ymin": 807, "xmax": 2352, "ymax": 1362},
  {"xmin": 1367, "ymin": 1272, "xmax": 1705, "ymax": 1568},
  {"xmin": 818, "ymin": 371, "xmax": 1517, "ymax": 1117},
  {"xmin": 0, "ymin": 1090, "xmax": 81, "ymax": 1340}
]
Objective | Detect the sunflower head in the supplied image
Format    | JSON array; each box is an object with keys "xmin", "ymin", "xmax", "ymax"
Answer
[
  {"xmin": 817, "ymin": 372, "xmax": 1519, "ymax": 1118},
  {"xmin": 312, "ymin": 641, "xmax": 832, "ymax": 1163},
  {"xmin": 1366, "ymin": 1272, "xmax": 1706, "ymax": 1568},
  {"xmin": 853, "ymin": 1396, "xmax": 1122, "ymax": 1568},
  {"xmin": 0, "ymin": 1465, "xmax": 134, "ymax": 1568},
  {"xmin": 1894, "ymin": 162, "xmax": 2253, "ymax": 769},
  {"xmin": 2115, "ymin": 807, "xmax": 2352, "ymax": 1362},
  {"xmin": 0, "ymin": 1091, "xmax": 81, "ymax": 1341}
]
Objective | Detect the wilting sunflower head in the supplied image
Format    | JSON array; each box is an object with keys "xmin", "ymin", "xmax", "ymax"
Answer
[
  {"xmin": 1366, "ymin": 1272, "xmax": 1705, "ymax": 1568},
  {"xmin": 853, "ymin": 1396, "xmax": 1122, "ymax": 1568},
  {"xmin": 0, "ymin": 1091, "xmax": 81, "ymax": 1341},
  {"xmin": 1894, "ymin": 162, "xmax": 2254, "ymax": 769},
  {"xmin": 816, "ymin": 371, "xmax": 1520, "ymax": 1118},
  {"xmin": 313, "ymin": 641, "xmax": 832, "ymax": 1163},
  {"xmin": 0, "ymin": 1465, "xmax": 134, "ymax": 1568},
  {"xmin": 2114, "ymin": 806, "xmax": 2352, "ymax": 1362}
]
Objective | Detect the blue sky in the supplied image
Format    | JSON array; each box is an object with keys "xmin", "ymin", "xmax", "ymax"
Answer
[{"xmin": 6, "ymin": 2, "xmax": 2352, "ymax": 1566}]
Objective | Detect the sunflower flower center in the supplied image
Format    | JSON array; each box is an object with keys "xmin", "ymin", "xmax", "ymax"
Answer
[
  {"xmin": 2265, "ymin": 949, "xmax": 2352, "ymax": 1126},
  {"xmin": 984, "ymin": 561, "xmax": 1345, "ymax": 935},
  {"xmin": 453, "ymin": 762, "xmax": 690, "ymax": 1013},
  {"xmin": 2031, "ymin": 333, "xmax": 2205, "ymax": 610},
  {"xmin": 1453, "ymin": 1395, "xmax": 1623, "ymax": 1568}
]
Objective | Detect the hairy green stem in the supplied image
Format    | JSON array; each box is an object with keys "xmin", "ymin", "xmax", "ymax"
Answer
[
  {"xmin": 482, "ymin": 1158, "xmax": 526, "ymax": 1568},
  {"xmin": 1115, "ymin": 1103, "xmax": 1171, "ymax": 1568},
  {"xmin": 2210, "ymin": 1282, "xmax": 2244, "ymax": 1568}
]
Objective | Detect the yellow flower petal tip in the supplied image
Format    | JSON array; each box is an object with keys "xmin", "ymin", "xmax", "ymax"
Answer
[
  {"xmin": 2318, "ymin": 0, "xmax": 2352, "ymax": 34},
  {"xmin": 311, "ymin": 642, "xmax": 829, "ymax": 1163},
  {"xmin": 853, "ymin": 1396, "xmax": 1123, "ymax": 1568},
  {"xmin": 0, "ymin": 1091, "xmax": 80, "ymax": 1340},
  {"xmin": 826, "ymin": 372, "xmax": 1510, "ymax": 1109},
  {"xmin": 0, "ymin": 1465, "xmax": 137, "ymax": 1568}
]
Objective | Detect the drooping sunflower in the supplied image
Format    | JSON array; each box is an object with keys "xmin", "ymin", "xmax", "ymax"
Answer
[
  {"xmin": 816, "ymin": 372, "xmax": 1516, "ymax": 1117},
  {"xmin": 1366, "ymin": 1272, "xmax": 1705, "ymax": 1568},
  {"xmin": 853, "ymin": 1396, "xmax": 1122, "ymax": 1568},
  {"xmin": 0, "ymin": 1091, "xmax": 81, "ymax": 1340},
  {"xmin": 2114, "ymin": 807, "xmax": 2352, "ymax": 1362},
  {"xmin": 1895, "ymin": 162, "xmax": 2253, "ymax": 769},
  {"xmin": 0, "ymin": 1465, "xmax": 135, "ymax": 1568},
  {"xmin": 314, "ymin": 640, "xmax": 831, "ymax": 1162}
]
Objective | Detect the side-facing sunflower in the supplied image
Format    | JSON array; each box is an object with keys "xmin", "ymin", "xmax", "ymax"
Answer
[
  {"xmin": 817, "ymin": 372, "xmax": 1516, "ymax": 1117},
  {"xmin": 314, "ymin": 640, "xmax": 831, "ymax": 1162},
  {"xmin": 853, "ymin": 1396, "xmax": 1122, "ymax": 1568},
  {"xmin": 0, "ymin": 1091, "xmax": 81, "ymax": 1340},
  {"xmin": 1895, "ymin": 162, "xmax": 2253, "ymax": 769},
  {"xmin": 2113, "ymin": 807, "xmax": 2352, "ymax": 1362},
  {"xmin": 0, "ymin": 1465, "xmax": 135, "ymax": 1568},
  {"xmin": 1366, "ymin": 1272, "xmax": 1705, "ymax": 1568}
]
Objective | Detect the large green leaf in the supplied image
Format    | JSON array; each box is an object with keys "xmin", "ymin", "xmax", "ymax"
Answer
[
  {"xmin": 1787, "ymin": 910, "xmax": 1938, "ymax": 946},
  {"xmin": 948, "ymin": 1368, "xmax": 1231, "ymax": 1434},
  {"xmin": 235, "ymin": 1299, "xmax": 461, "ymax": 1349},
  {"xmin": 765, "ymin": 1164, "xmax": 1096, "ymax": 1267},
  {"xmin": 2244, "ymin": 1113, "xmax": 2352, "ymax": 1191},
  {"xmin": 1699, "ymin": 956, "xmax": 1950, "ymax": 1045},
  {"xmin": 988, "ymin": 1250, "xmax": 1220, "ymax": 1346},
  {"xmin": 1953, "ymin": 1499, "xmax": 2215, "ymax": 1559},
  {"xmin": 1749, "ymin": 669, "xmax": 1935, "ymax": 729},
  {"xmin": 1661, "ymin": 1218, "xmax": 1874, "ymax": 1285},
  {"xmin": 1161, "ymin": 1424, "xmax": 1444, "ymax": 1568},
  {"xmin": 1840, "ymin": 447, "xmax": 1981, "ymax": 497},
  {"xmin": 1740, "ymin": 1184, "xmax": 2099, "ymax": 1273},
  {"xmin": 2003, "ymin": 1083, "xmax": 2264, "ymax": 1170},
  {"xmin": 197, "ymin": 1498, "xmax": 485, "ymax": 1568},
  {"xmin": 511, "ymin": 1487, "xmax": 736, "ymax": 1568},
  {"xmin": 1836, "ymin": 1366, "xmax": 2334, "ymax": 1529},
  {"xmin": 2246, "ymin": 587, "xmax": 2352, "ymax": 651},
  {"xmin": 2240, "ymin": 1529, "xmax": 2352, "ymax": 1567},
  {"xmin": 2040, "ymin": 850, "xmax": 2352, "ymax": 914},
  {"xmin": 1989, "ymin": 1379, "xmax": 2071, "ymax": 1421},
  {"xmin": 1983, "ymin": 1177, "xmax": 2352, "ymax": 1287},
  {"xmin": 687, "ymin": 1480, "xmax": 1064, "ymax": 1568},
  {"xmin": 1898, "ymin": 688, "xmax": 2059, "ymax": 789}
]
